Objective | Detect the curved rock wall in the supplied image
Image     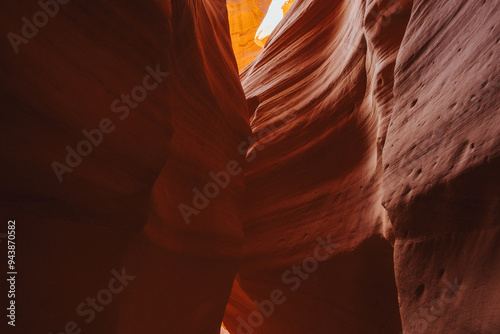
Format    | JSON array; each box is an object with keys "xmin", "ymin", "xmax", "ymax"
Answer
[
  {"xmin": 224, "ymin": 0, "xmax": 500, "ymax": 333},
  {"xmin": 1, "ymin": 0, "xmax": 499, "ymax": 333},
  {"xmin": 384, "ymin": 0, "xmax": 500, "ymax": 332},
  {"xmin": 1, "ymin": 1, "xmax": 248, "ymax": 333},
  {"xmin": 224, "ymin": 0, "xmax": 411, "ymax": 332}
]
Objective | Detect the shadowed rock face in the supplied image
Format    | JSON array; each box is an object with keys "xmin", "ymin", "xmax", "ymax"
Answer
[
  {"xmin": 1, "ymin": 0, "xmax": 499, "ymax": 333},
  {"xmin": 1, "ymin": 1, "xmax": 248, "ymax": 333}
]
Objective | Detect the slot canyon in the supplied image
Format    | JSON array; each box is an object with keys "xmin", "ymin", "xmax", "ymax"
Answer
[{"xmin": 0, "ymin": 0, "xmax": 499, "ymax": 333}]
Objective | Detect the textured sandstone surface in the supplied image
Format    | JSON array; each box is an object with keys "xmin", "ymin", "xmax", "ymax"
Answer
[
  {"xmin": 1, "ymin": 1, "xmax": 248, "ymax": 333},
  {"xmin": 384, "ymin": 0, "xmax": 500, "ymax": 332},
  {"xmin": 227, "ymin": 0, "xmax": 272, "ymax": 71},
  {"xmin": 224, "ymin": 0, "xmax": 410, "ymax": 332},
  {"xmin": 1, "ymin": 0, "xmax": 499, "ymax": 333},
  {"xmin": 224, "ymin": 0, "xmax": 500, "ymax": 333}
]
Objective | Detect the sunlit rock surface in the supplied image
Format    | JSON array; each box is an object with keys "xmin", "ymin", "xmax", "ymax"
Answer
[
  {"xmin": 254, "ymin": 0, "xmax": 294, "ymax": 47},
  {"xmin": 227, "ymin": 0, "xmax": 294, "ymax": 71},
  {"xmin": 227, "ymin": 0, "xmax": 272, "ymax": 71}
]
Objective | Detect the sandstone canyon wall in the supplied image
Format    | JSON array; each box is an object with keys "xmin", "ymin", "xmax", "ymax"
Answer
[
  {"xmin": 0, "ymin": 0, "xmax": 499, "ymax": 334},
  {"xmin": 223, "ymin": 0, "xmax": 500, "ymax": 333},
  {"xmin": 1, "ymin": 1, "xmax": 249, "ymax": 333},
  {"xmin": 383, "ymin": 1, "xmax": 500, "ymax": 332},
  {"xmin": 225, "ymin": 0, "xmax": 410, "ymax": 332}
]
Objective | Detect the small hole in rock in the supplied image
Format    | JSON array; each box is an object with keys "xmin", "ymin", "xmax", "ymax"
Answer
[
  {"xmin": 415, "ymin": 284, "xmax": 425, "ymax": 297},
  {"xmin": 438, "ymin": 268, "xmax": 445, "ymax": 279}
]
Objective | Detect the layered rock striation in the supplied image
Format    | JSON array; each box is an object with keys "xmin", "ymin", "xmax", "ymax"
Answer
[{"xmin": 1, "ymin": 0, "xmax": 499, "ymax": 333}]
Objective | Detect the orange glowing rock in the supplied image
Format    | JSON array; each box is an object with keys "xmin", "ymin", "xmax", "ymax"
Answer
[{"xmin": 227, "ymin": 0, "xmax": 272, "ymax": 71}]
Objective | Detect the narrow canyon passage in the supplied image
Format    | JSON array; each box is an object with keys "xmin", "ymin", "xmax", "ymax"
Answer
[{"xmin": 0, "ymin": 1, "xmax": 499, "ymax": 334}]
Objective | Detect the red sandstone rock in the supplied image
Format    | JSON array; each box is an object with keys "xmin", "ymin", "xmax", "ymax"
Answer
[
  {"xmin": 1, "ymin": 1, "xmax": 248, "ymax": 333},
  {"xmin": 1, "ymin": 0, "xmax": 499, "ymax": 333},
  {"xmin": 383, "ymin": 0, "xmax": 500, "ymax": 332},
  {"xmin": 224, "ymin": 0, "xmax": 408, "ymax": 332},
  {"xmin": 225, "ymin": 0, "xmax": 499, "ymax": 333}
]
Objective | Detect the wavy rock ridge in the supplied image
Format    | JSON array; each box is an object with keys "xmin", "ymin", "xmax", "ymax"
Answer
[
  {"xmin": 225, "ymin": 0, "xmax": 410, "ymax": 332},
  {"xmin": 0, "ymin": 0, "xmax": 499, "ymax": 333},
  {"xmin": 1, "ymin": 1, "xmax": 248, "ymax": 333},
  {"xmin": 224, "ymin": 0, "xmax": 500, "ymax": 333}
]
